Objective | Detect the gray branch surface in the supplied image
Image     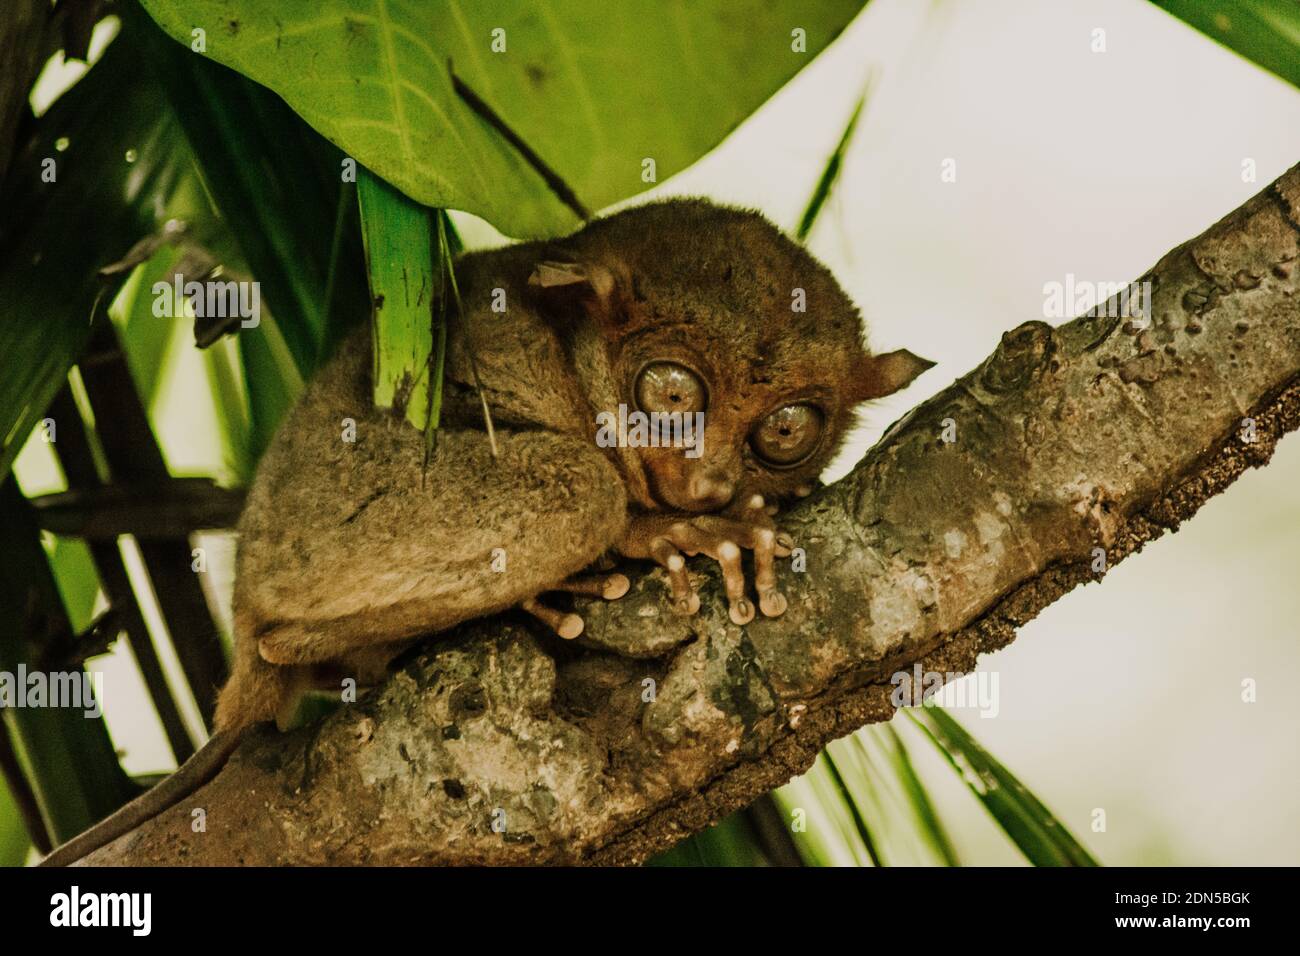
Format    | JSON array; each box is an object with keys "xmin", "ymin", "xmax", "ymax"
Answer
[{"xmin": 85, "ymin": 165, "xmax": 1300, "ymax": 866}]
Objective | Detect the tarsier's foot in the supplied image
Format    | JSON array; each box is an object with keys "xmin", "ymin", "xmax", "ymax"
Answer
[
  {"xmin": 560, "ymin": 572, "xmax": 632, "ymax": 601},
  {"xmin": 521, "ymin": 572, "xmax": 631, "ymax": 639},
  {"xmin": 632, "ymin": 495, "xmax": 794, "ymax": 626}
]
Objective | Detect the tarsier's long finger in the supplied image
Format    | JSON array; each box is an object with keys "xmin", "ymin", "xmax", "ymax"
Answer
[
  {"xmin": 650, "ymin": 536, "xmax": 700, "ymax": 615},
  {"xmin": 715, "ymin": 541, "xmax": 755, "ymax": 625},
  {"xmin": 753, "ymin": 527, "xmax": 787, "ymax": 618},
  {"xmin": 743, "ymin": 496, "xmax": 790, "ymax": 595},
  {"xmin": 559, "ymin": 572, "xmax": 630, "ymax": 600},
  {"xmin": 696, "ymin": 512, "xmax": 793, "ymax": 557},
  {"xmin": 667, "ymin": 521, "xmax": 759, "ymax": 624},
  {"xmin": 522, "ymin": 598, "xmax": 584, "ymax": 639},
  {"xmin": 774, "ymin": 531, "xmax": 794, "ymax": 558}
]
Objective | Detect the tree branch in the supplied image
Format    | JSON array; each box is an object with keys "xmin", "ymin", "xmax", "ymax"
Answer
[{"xmin": 84, "ymin": 165, "xmax": 1300, "ymax": 866}]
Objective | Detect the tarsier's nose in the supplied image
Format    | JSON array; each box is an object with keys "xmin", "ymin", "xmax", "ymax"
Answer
[{"xmin": 687, "ymin": 470, "xmax": 736, "ymax": 510}]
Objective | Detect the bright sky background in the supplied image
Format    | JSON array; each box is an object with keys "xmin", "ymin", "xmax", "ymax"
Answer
[{"xmin": 15, "ymin": 0, "xmax": 1300, "ymax": 865}]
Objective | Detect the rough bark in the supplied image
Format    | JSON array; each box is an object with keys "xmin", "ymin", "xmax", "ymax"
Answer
[{"xmin": 84, "ymin": 164, "xmax": 1300, "ymax": 866}]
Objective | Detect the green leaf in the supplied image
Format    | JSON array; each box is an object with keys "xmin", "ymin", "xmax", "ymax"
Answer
[
  {"xmin": 0, "ymin": 481, "xmax": 137, "ymax": 843},
  {"xmin": 358, "ymin": 169, "xmax": 438, "ymax": 431},
  {"xmin": 237, "ymin": 313, "xmax": 306, "ymax": 465},
  {"xmin": 0, "ymin": 775, "xmax": 31, "ymax": 866},
  {"xmin": 796, "ymin": 75, "xmax": 874, "ymax": 242},
  {"xmin": 125, "ymin": 1, "xmax": 369, "ymax": 379},
  {"xmin": 43, "ymin": 536, "xmax": 102, "ymax": 636},
  {"xmin": 110, "ymin": 245, "xmax": 183, "ymax": 411},
  {"xmin": 1151, "ymin": 1, "xmax": 1300, "ymax": 91},
  {"xmin": 879, "ymin": 723, "xmax": 961, "ymax": 866},
  {"xmin": 817, "ymin": 750, "xmax": 883, "ymax": 865},
  {"xmin": 909, "ymin": 704, "xmax": 1099, "ymax": 867},
  {"xmin": 0, "ymin": 31, "xmax": 187, "ymax": 483},
  {"xmin": 203, "ymin": 339, "xmax": 256, "ymax": 482},
  {"xmin": 137, "ymin": 0, "xmax": 868, "ymax": 238},
  {"xmin": 648, "ymin": 813, "xmax": 771, "ymax": 867}
]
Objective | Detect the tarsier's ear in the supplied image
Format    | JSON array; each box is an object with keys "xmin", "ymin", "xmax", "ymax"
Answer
[
  {"xmin": 527, "ymin": 259, "xmax": 625, "ymax": 327},
  {"xmin": 851, "ymin": 348, "xmax": 935, "ymax": 401}
]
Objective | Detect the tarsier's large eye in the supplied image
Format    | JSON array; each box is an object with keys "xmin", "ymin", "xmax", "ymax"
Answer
[
  {"xmin": 635, "ymin": 362, "xmax": 708, "ymax": 414},
  {"xmin": 750, "ymin": 404, "xmax": 824, "ymax": 466}
]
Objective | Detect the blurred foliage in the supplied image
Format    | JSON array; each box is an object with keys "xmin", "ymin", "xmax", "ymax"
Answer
[
  {"xmin": 796, "ymin": 78, "xmax": 872, "ymax": 242},
  {"xmin": 0, "ymin": 31, "xmax": 186, "ymax": 484},
  {"xmin": 1152, "ymin": 1, "xmax": 1300, "ymax": 92},
  {"xmin": 43, "ymin": 537, "xmax": 101, "ymax": 636},
  {"xmin": 0, "ymin": 483, "xmax": 137, "ymax": 845},
  {"xmin": 124, "ymin": 0, "xmax": 370, "ymax": 383},
  {"xmin": 659, "ymin": 710, "xmax": 1093, "ymax": 868},
  {"xmin": 910, "ymin": 704, "xmax": 1098, "ymax": 867},
  {"xmin": 0, "ymin": 779, "xmax": 28, "ymax": 866},
  {"xmin": 648, "ymin": 813, "xmax": 773, "ymax": 867}
]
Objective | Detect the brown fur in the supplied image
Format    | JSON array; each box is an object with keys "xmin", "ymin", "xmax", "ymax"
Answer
[
  {"xmin": 215, "ymin": 198, "xmax": 931, "ymax": 732},
  {"xmin": 42, "ymin": 198, "xmax": 931, "ymax": 867}
]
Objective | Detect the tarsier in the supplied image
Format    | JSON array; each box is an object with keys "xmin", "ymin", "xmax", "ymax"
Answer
[{"xmin": 43, "ymin": 198, "xmax": 931, "ymax": 865}]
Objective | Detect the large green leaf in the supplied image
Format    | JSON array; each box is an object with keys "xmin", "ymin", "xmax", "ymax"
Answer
[{"xmin": 137, "ymin": 0, "xmax": 867, "ymax": 238}]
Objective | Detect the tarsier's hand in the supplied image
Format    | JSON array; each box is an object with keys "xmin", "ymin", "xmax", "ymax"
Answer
[{"xmin": 618, "ymin": 495, "xmax": 794, "ymax": 625}]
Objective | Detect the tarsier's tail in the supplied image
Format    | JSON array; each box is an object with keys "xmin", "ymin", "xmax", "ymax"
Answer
[
  {"xmin": 39, "ymin": 728, "xmax": 242, "ymax": 866},
  {"xmin": 40, "ymin": 611, "xmax": 280, "ymax": 866},
  {"xmin": 41, "ymin": 610, "xmax": 313, "ymax": 864},
  {"xmin": 38, "ymin": 604, "xmax": 311, "ymax": 866}
]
